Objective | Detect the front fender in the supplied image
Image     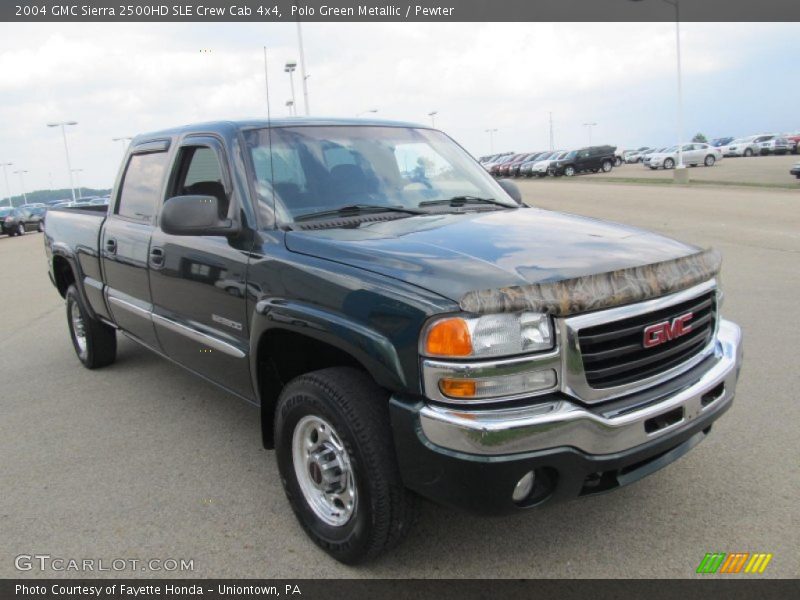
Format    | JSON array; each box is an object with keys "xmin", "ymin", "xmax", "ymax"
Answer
[{"xmin": 249, "ymin": 298, "xmax": 407, "ymax": 394}]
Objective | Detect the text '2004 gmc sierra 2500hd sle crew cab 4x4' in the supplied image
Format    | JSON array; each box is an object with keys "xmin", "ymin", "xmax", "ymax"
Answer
[{"xmin": 44, "ymin": 119, "xmax": 743, "ymax": 564}]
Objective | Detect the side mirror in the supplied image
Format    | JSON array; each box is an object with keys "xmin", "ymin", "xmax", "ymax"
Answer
[
  {"xmin": 160, "ymin": 195, "xmax": 239, "ymax": 237},
  {"xmin": 497, "ymin": 178, "xmax": 523, "ymax": 205}
]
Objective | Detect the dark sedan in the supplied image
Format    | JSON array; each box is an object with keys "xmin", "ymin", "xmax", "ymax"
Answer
[{"xmin": 1, "ymin": 206, "xmax": 45, "ymax": 236}]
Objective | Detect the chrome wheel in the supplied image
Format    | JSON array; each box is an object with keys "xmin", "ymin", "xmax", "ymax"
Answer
[
  {"xmin": 17, "ymin": 223, "xmax": 24, "ymax": 235},
  {"xmin": 292, "ymin": 415, "xmax": 357, "ymax": 527},
  {"xmin": 70, "ymin": 301, "xmax": 87, "ymax": 355}
]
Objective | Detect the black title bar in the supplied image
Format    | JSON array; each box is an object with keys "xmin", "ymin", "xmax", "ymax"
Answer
[{"xmin": 4, "ymin": 0, "xmax": 800, "ymax": 22}]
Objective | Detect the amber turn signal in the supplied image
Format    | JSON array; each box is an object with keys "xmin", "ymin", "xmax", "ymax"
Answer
[
  {"xmin": 439, "ymin": 378, "xmax": 477, "ymax": 398},
  {"xmin": 424, "ymin": 317, "xmax": 473, "ymax": 357}
]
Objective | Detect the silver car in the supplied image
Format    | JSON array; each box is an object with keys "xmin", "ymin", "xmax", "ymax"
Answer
[{"xmin": 645, "ymin": 143, "xmax": 722, "ymax": 169}]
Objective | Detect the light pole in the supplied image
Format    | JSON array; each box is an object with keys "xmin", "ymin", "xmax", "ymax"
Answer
[
  {"xmin": 47, "ymin": 121, "xmax": 78, "ymax": 201},
  {"xmin": 284, "ymin": 61, "xmax": 298, "ymax": 116},
  {"xmin": 583, "ymin": 122, "xmax": 597, "ymax": 146},
  {"xmin": 72, "ymin": 169, "xmax": 84, "ymax": 199},
  {"xmin": 485, "ymin": 128, "xmax": 498, "ymax": 154},
  {"xmin": 13, "ymin": 169, "xmax": 28, "ymax": 205},
  {"xmin": 428, "ymin": 111, "xmax": 438, "ymax": 128},
  {"xmin": 357, "ymin": 109, "xmax": 378, "ymax": 117},
  {"xmin": 296, "ymin": 23, "xmax": 310, "ymax": 115},
  {"xmin": 0, "ymin": 162, "xmax": 12, "ymax": 205},
  {"xmin": 112, "ymin": 137, "xmax": 133, "ymax": 158},
  {"xmin": 286, "ymin": 100, "xmax": 295, "ymax": 116},
  {"xmin": 630, "ymin": 0, "xmax": 685, "ymax": 179}
]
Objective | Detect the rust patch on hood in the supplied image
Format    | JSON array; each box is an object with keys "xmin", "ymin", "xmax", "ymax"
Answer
[{"xmin": 459, "ymin": 248, "xmax": 721, "ymax": 316}]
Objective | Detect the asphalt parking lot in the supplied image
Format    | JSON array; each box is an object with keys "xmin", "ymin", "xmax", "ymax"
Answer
[{"xmin": 1, "ymin": 180, "xmax": 799, "ymax": 578}]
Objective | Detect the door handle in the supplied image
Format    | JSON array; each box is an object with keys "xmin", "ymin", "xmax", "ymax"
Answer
[
  {"xmin": 149, "ymin": 247, "xmax": 165, "ymax": 267},
  {"xmin": 105, "ymin": 238, "xmax": 117, "ymax": 254}
]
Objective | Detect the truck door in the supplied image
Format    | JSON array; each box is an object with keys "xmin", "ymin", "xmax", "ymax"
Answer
[
  {"xmin": 101, "ymin": 141, "xmax": 170, "ymax": 349},
  {"xmin": 148, "ymin": 138, "xmax": 254, "ymax": 399}
]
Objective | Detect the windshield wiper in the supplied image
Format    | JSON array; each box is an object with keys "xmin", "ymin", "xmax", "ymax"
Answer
[
  {"xmin": 419, "ymin": 196, "xmax": 509, "ymax": 209},
  {"xmin": 294, "ymin": 204, "xmax": 426, "ymax": 222}
]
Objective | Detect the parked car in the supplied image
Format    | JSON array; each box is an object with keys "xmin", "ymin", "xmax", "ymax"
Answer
[
  {"xmin": 646, "ymin": 143, "xmax": 722, "ymax": 169},
  {"xmin": 711, "ymin": 137, "xmax": 734, "ymax": 148},
  {"xmin": 625, "ymin": 148, "xmax": 654, "ymax": 164},
  {"xmin": 548, "ymin": 146, "xmax": 616, "ymax": 176},
  {"xmin": 757, "ymin": 136, "xmax": 791, "ymax": 155},
  {"xmin": 44, "ymin": 118, "xmax": 742, "ymax": 565},
  {"xmin": 723, "ymin": 135, "xmax": 767, "ymax": 157},
  {"xmin": 1, "ymin": 206, "xmax": 45, "ymax": 235},
  {"xmin": 785, "ymin": 132, "xmax": 800, "ymax": 154},
  {"xmin": 497, "ymin": 153, "xmax": 528, "ymax": 178},
  {"xmin": 641, "ymin": 147, "xmax": 669, "ymax": 168},
  {"xmin": 531, "ymin": 150, "xmax": 568, "ymax": 177},
  {"xmin": 791, "ymin": 161, "xmax": 800, "ymax": 179},
  {"xmin": 488, "ymin": 154, "xmax": 516, "ymax": 176},
  {"xmin": 506, "ymin": 153, "xmax": 542, "ymax": 178},
  {"xmin": 518, "ymin": 152, "xmax": 553, "ymax": 177}
]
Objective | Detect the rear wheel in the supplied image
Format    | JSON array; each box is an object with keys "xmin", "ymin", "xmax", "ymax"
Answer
[
  {"xmin": 564, "ymin": 166, "xmax": 575, "ymax": 177},
  {"xmin": 704, "ymin": 155, "xmax": 716, "ymax": 167},
  {"xmin": 66, "ymin": 285, "xmax": 117, "ymax": 369},
  {"xmin": 614, "ymin": 157, "xmax": 622, "ymax": 167},
  {"xmin": 38, "ymin": 221, "xmax": 44, "ymax": 232},
  {"xmin": 601, "ymin": 160, "xmax": 613, "ymax": 172},
  {"xmin": 16, "ymin": 223, "xmax": 25, "ymax": 236},
  {"xmin": 275, "ymin": 367, "xmax": 418, "ymax": 564}
]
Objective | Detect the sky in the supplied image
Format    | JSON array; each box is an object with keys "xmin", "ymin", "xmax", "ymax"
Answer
[{"xmin": 0, "ymin": 21, "xmax": 798, "ymax": 197}]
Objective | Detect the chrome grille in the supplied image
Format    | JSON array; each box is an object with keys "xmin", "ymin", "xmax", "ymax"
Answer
[{"xmin": 577, "ymin": 290, "xmax": 717, "ymax": 389}]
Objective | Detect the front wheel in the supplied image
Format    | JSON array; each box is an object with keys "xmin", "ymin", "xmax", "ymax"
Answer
[
  {"xmin": 564, "ymin": 166, "xmax": 575, "ymax": 177},
  {"xmin": 601, "ymin": 160, "xmax": 612, "ymax": 172},
  {"xmin": 66, "ymin": 285, "xmax": 117, "ymax": 369},
  {"xmin": 16, "ymin": 223, "xmax": 25, "ymax": 236},
  {"xmin": 664, "ymin": 158, "xmax": 675, "ymax": 169},
  {"xmin": 38, "ymin": 221, "xmax": 44, "ymax": 232},
  {"xmin": 744, "ymin": 148, "xmax": 753, "ymax": 157},
  {"xmin": 614, "ymin": 157, "xmax": 622, "ymax": 167},
  {"xmin": 704, "ymin": 155, "xmax": 716, "ymax": 167},
  {"xmin": 275, "ymin": 367, "xmax": 418, "ymax": 564}
]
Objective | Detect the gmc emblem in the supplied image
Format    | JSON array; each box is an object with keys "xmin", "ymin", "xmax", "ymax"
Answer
[{"xmin": 643, "ymin": 312, "xmax": 694, "ymax": 348}]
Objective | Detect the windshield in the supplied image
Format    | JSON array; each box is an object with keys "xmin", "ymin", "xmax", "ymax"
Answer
[
  {"xmin": 563, "ymin": 151, "xmax": 577, "ymax": 160},
  {"xmin": 244, "ymin": 125, "xmax": 518, "ymax": 224}
]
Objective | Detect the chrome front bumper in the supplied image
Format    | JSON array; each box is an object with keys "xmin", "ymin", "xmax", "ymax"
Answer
[{"xmin": 419, "ymin": 319, "xmax": 742, "ymax": 456}]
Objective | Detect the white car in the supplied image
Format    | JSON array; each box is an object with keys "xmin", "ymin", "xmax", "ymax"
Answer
[
  {"xmin": 757, "ymin": 136, "xmax": 791, "ymax": 155},
  {"xmin": 531, "ymin": 150, "xmax": 568, "ymax": 177},
  {"xmin": 722, "ymin": 135, "xmax": 772, "ymax": 157},
  {"xmin": 645, "ymin": 143, "xmax": 722, "ymax": 169}
]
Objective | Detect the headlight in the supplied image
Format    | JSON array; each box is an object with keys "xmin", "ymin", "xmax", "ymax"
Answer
[{"xmin": 422, "ymin": 312, "xmax": 553, "ymax": 359}]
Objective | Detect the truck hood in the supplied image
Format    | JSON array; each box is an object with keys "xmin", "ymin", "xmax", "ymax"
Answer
[{"xmin": 284, "ymin": 208, "xmax": 699, "ymax": 305}]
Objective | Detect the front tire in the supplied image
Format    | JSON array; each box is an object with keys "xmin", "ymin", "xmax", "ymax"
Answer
[
  {"xmin": 564, "ymin": 166, "xmax": 575, "ymax": 177},
  {"xmin": 66, "ymin": 285, "xmax": 117, "ymax": 369},
  {"xmin": 16, "ymin": 223, "xmax": 25, "ymax": 236},
  {"xmin": 704, "ymin": 155, "xmax": 716, "ymax": 167},
  {"xmin": 38, "ymin": 221, "xmax": 44, "ymax": 232},
  {"xmin": 744, "ymin": 148, "xmax": 753, "ymax": 157},
  {"xmin": 601, "ymin": 160, "xmax": 613, "ymax": 172},
  {"xmin": 664, "ymin": 158, "xmax": 675, "ymax": 169},
  {"xmin": 614, "ymin": 157, "xmax": 622, "ymax": 167},
  {"xmin": 274, "ymin": 367, "xmax": 418, "ymax": 564}
]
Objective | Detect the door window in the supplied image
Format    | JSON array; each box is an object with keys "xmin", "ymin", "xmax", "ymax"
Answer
[
  {"xmin": 172, "ymin": 146, "xmax": 229, "ymax": 218},
  {"xmin": 116, "ymin": 152, "xmax": 169, "ymax": 222}
]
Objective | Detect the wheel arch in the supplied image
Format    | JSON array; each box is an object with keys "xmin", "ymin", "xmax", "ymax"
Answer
[{"xmin": 250, "ymin": 300, "xmax": 410, "ymax": 449}]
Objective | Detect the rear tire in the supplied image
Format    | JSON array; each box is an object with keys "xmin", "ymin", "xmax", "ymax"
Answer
[
  {"xmin": 614, "ymin": 157, "xmax": 622, "ymax": 167},
  {"xmin": 274, "ymin": 367, "xmax": 418, "ymax": 564},
  {"xmin": 601, "ymin": 160, "xmax": 612, "ymax": 172},
  {"xmin": 38, "ymin": 221, "xmax": 44, "ymax": 232},
  {"xmin": 66, "ymin": 285, "xmax": 117, "ymax": 369},
  {"xmin": 564, "ymin": 166, "xmax": 575, "ymax": 177},
  {"xmin": 16, "ymin": 223, "xmax": 25, "ymax": 236}
]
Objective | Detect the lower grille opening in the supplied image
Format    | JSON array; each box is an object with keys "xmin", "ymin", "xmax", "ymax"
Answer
[
  {"xmin": 701, "ymin": 382, "xmax": 725, "ymax": 407},
  {"xmin": 644, "ymin": 407, "xmax": 684, "ymax": 434}
]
